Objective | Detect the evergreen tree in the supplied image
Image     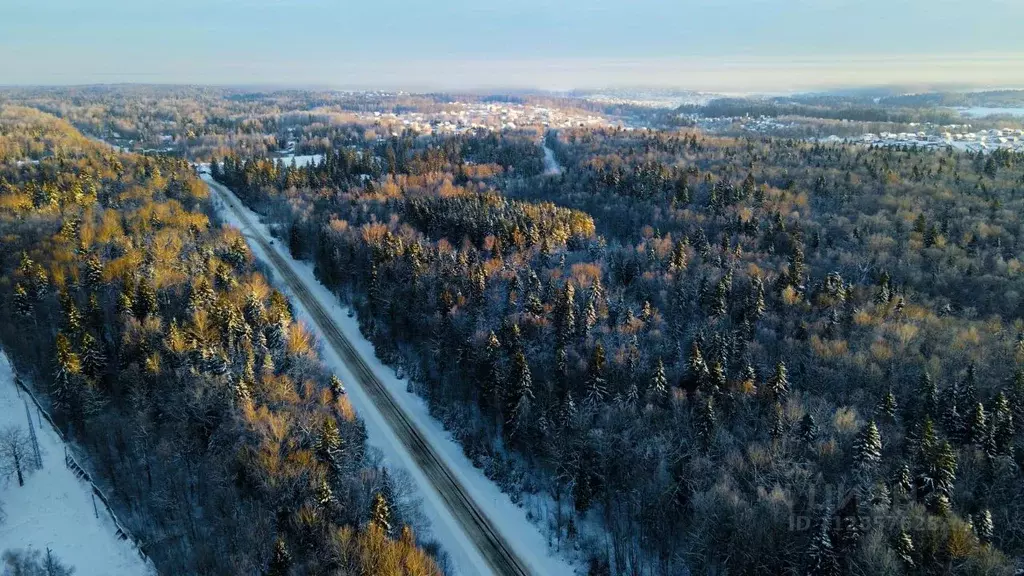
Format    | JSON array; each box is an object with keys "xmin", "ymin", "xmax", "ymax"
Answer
[
  {"xmin": 853, "ymin": 420, "xmax": 882, "ymax": 476},
  {"xmin": 942, "ymin": 381, "xmax": 965, "ymax": 443},
  {"xmin": 234, "ymin": 373, "xmax": 252, "ymax": 405},
  {"xmin": 13, "ymin": 283, "xmax": 33, "ymax": 317},
  {"xmin": 739, "ymin": 363, "xmax": 757, "ymax": 394},
  {"xmin": 876, "ymin": 389, "xmax": 897, "ymax": 420},
  {"xmin": 990, "ymin": 391, "xmax": 1013, "ymax": 454},
  {"xmin": 669, "ymin": 239, "xmax": 688, "ymax": 272},
  {"xmin": 471, "ymin": 265, "xmax": 487, "ymax": 306},
  {"xmin": 623, "ymin": 380, "xmax": 640, "ymax": 410},
  {"xmin": 975, "ymin": 509, "xmax": 994, "ymax": 545},
  {"xmin": 798, "ymin": 413, "xmax": 818, "ymax": 445},
  {"xmin": 86, "ymin": 294, "xmax": 103, "ymax": 332},
  {"xmin": 650, "ymin": 358, "xmax": 668, "ymax": 407},
  {"xmin": 20, "ymin": 252, "xmax": 48, "ymax": 301},
  {"xmin": 135, "ymin": 277, "xmax": 158, "ymax": 319},
  {"xmin": 750, "ymin": 276, "xmax": 766, "ymax": 319},
  {"xmin": 52, "ymin": 332, "xmax": 82, "ymax": 416},
  {"xmin": 708, "ymin": 361, "xmax": 726, "ymax": 396},
  {"xmin": 917, "ymin": 371, "xmax": 937, "ymax": 418},
  {"xmin": 316, "ymin": 417, "xmax": 344, "ymax": 476},
  {"xmin": 960, "ymin": 363, "xmax": 978, "ymax": 411},
  {"xmin": 916, "ymin": 432, "xmax": 956, "ymax": 515},
  {"xmin": 267, "ymin": 538, "xmax": 291, "ymax": 576},
  {"xmin": 892, "ymin": 528, "xmax": 915, "ymax": 569},
  {"xmin": 696, "ymin": 397, "xmax": 716, "ymax": 447},
  {"xmin": 765, "ymin": 360, "xmax": 789, "ymax": 402},
  {"xmin": 580, "ymin": 291, "xmax": 597, "ymax": 338},
  {"xmin": 673, "ymin": 176, "xmax": 690, "ymax": 205},
  {"xmin": 788, "ymin": 242, "xmax": 806, "ymax": 290},
  {"xmin": 806, "ymin": 512, "xmax": 841, "ymax": 576},
  {"xmin": 370, "ymin": 492, "xmax": 392, "ymax": 537},
  {"xmin": 584, "ymin": 343, "xmax": 608, "ymax": 408},
  {"xmin": 243, "ymin": 290, "xmax": 266, "ymax": 327},
  {"xmin": 329, "ymin": 374, "xmax": 346, "ymax": 399},
  {"xmin": 1010, "ymin": 368, "xmax": 1024, "ymax": 424},
  {"xmin": 769, "ymin": 401, "xmax": 786, "ymax": 442},
  {"xmin": 875, "ymin": 270, "xmax": 892, "ymax": 304},
  {"xmin": 710, "ymin": 276, "xmax": 728, "ymax": 317},
  {"xmin": 893, "ymin": 464, "xmax": 913, "ymax": 499},
  {"xmin": 506, "ymin": 350, "xmax": 535, "ymax": 439},
  {"xmin": 79, "ymin": 332, "xmax": 106, "ymax": 382},
  {"xmin": 555, "ymin": 281, "xmax": 576, "ymax": 348},
  {"xmin": 966, "ymin": 402, "xmax": 987, "ymax": 446},
  {"xmin": 60, "ymin": 291, "xmax": 82, "ymax": 336},
  {"xmin": 84, "ymin": 254, "xmax": 104, "ymax": 288},
  {"xmin": 688, "ymin": 341, "xmax": 709, "ymax": 391}
]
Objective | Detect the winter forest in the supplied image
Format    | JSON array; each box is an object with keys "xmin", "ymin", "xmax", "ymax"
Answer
[{"xmin": 2, "ymin": 87, "xmax": 1024, "ymax": 575}]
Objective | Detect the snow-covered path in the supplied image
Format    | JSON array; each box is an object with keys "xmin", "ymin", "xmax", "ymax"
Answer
[
  {"xmin": 204, "ymin": 173, "xmax": 577, "ymax": 576},
  {"xmin": 542, "ymin": 145, "xmax": 563, "ymax": 176},
  {"xmin": 0, "ymin": 352, "xmax": 153, "ymax": 576}
]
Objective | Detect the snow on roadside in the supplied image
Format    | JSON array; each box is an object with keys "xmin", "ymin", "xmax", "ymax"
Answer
[
  {"xmin": 204, "ymin": 173, "xmax": 580, "ymax": 576},
  {"xmin": 0, "ymin": 352, "xmax": 154, "ymax": 576}
]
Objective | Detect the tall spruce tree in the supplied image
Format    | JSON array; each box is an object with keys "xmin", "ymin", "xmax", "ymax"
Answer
[
  {"xmin": 975, "ymin": 509, "xmax": 994, "ymax": 545},
  {"xmin": 370, "ymin": 492, "xmax": 392, "ymax": 537},
  {"xmin": 584, "ymin": 343, "xmax": 607, "ymax": 408},
  {"xmin": 918, "ymin": 371, "xmax": 938, "ymax": 419},
  {"xmin": 696, "ymin": 397, "xmax": 716, "ymax": 447},
  {"xmin": 506, "ymin": 350, "xmax": 535, "ymax": 440},
  {"xmin": 853, "ymin": 420, "xmax": 882, "ymax": 475},
  {"xmin": 267, "ymin": 539, "xmax": 291, "ymax": 576},
  {"xmin": 806, "ymin": 512, "xmax": 841, "ymax": 576},
  {"xmin": 990, "ymin": 391, "xmax": 1014, "ymax": 454},
  {"xmin": 893, "ymin": 528, "xmax": 915, "ymax": 569},
  {"xmin": 765, "ymin": 360, "xmax": 789, "ymax": 402},
  {"xmin": 555, "ymin": 282, "xmax": 575, "ymax": 349},
  {"xmin": 650, "ymin": 358, "xmax": 668, "ymax": 407},
  {"xmin": 876, "ymin": 389, "xmax": 897, "ymax": 420},
  {"xmin": 798, "ymin": 413, "xmax": 818, "ymax": 445}
]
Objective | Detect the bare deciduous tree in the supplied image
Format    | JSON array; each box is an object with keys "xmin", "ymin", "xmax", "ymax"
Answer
[{"xmin": 0, "ymin": 426, "xmax": 35, "ymax": 487}]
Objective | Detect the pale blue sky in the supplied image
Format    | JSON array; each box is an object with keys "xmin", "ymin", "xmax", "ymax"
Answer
[{"xmin": 3, "ymin": 0, "xmax": 1024, "ymax": 90}]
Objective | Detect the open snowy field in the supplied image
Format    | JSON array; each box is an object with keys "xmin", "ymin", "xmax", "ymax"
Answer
[
  {"xmin": 957, "ymin": 106, "xmax": 1024, "ymax": 118},
  {"xmin": 0, "ymin": 352, "xmax": 153, "ymax": 576}
]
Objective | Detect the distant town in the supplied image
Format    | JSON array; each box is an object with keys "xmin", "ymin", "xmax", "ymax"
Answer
[{"xmin": 356, "ymin": 102, "xmax": 611, "ymax": 136}]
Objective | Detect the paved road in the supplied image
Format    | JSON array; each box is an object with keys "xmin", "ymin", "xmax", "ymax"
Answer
[
  {"xmin": 203, "ymin": 175, "xmax": 534, "ymax": 576},
  {"xmin": 542, "ymin": 144, "xmax": 563, "ymax": 176}
]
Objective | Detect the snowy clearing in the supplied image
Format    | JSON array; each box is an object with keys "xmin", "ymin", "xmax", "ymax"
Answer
[
  {"xmin": 542, "ymin": 145, "xmax": 563, "ymax": 176},
  {"xmin": 0, "ymin": 352, "xmax": 153, "ymax": 576},
  {"xmin": 957, "ymin": 106, "xmax": 1024, "ymax": 118},
  {"xmin": 203, "ymin": 173, "xmax": 578, "ymax": 576},
  {"xmin": 274, "ymin": 153, "xmax": 324, "ymax": 168}
]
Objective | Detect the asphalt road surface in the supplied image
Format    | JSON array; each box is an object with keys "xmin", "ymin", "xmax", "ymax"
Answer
[{"xmin": 204, "ymin": 175, "xmax": 535, "ymax": 576}]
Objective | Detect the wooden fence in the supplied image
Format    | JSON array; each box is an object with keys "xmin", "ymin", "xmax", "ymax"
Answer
[{"xmin": 12, "ymin": 372, "xmax": 153, "ymax": 567}]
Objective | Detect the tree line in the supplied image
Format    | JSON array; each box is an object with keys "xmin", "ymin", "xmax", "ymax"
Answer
[
  {"xmin": 215, "ymin": 120, "xmax": 1024, "ymax": 575},
  {"xmin": 0, "ymin": 106, "xmax": 440, "ymax": 575}
]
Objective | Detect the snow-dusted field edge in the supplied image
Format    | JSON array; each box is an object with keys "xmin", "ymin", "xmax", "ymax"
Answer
[
  {"xmin": 203, "ymin": 172, "xmax": 579, "ymax": 576},
  {"xmin": 0, "ymin": 352, "xmax": 155, "ymax": 576}
]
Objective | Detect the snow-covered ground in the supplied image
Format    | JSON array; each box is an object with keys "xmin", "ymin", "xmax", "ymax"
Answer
[
  {"xmin": 0, "ymin": 352, "xmax": 153, "ymax": 576},
  {"xmin": 542, "ymin": 145, "xmax": 563, "ymax": 176},
  {"xmin": 274, "ymin": 153, "xmax": 323, "ymax": 168},
  {"xmin": 957, "ymin": 106, "xmax": 1024, "ymax": 118},
  {"xmin": 203, "ymin": 172, "xmax": 579, "ymax": 576}
]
